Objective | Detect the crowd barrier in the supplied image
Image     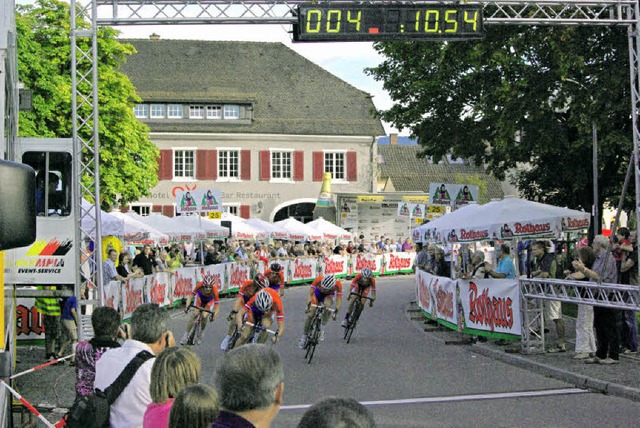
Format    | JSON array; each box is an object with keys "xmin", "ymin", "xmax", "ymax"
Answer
[
  {"xmin": 416, "ymin": 270, "xmax": 520, "ymax": 339},
  {"xmin": 16, "ymin": 252, "xmax": 416, "ymax": 342}
]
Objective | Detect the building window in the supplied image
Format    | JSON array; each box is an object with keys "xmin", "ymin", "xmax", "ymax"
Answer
[
  {"xmin": 324, "ymin": 151, "xmax": 346, "ymax": 181},
  {"xmin": 207, "ymin": 105, "xmax": 222, "ymax": 119},
  {"xmin": 130, "ymin": 204, "xmax": 151, "ymax": 216},
  {"xmin": 271, "ymin": 151, "xmax": 292, "ymax": 180},
  {"xmin": 150, "ymin": 104, "xmax": 166, "ymax": 118},
  {"xmin": 218, "ymin": 150, "xmax": 239, "ymax": 179},
  {"xmin": 189, "ymin": 105, "xmax": 205, "ymax": 119},
  {"xmin": 223, "ymin": 105, "xmax": 240, "ymax": 119},
  {"xmin": 133, "ymin": 104, "xmax": 148, "ymax": 118},
  {"xmin": 167, "ymin": 104, "xmax": 183, "ymax": 119},
  {"xmin": 225, "ymin": 205, "xmax": 239, "ymax": 216},
  {"xmin": 174, "ymin": 150, "xmax": 195, "ymax": 179}
]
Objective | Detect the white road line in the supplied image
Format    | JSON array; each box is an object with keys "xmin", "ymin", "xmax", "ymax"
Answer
[{"xmin": 280, "ymin": 388, "xmax": 588, "ymax": 410}]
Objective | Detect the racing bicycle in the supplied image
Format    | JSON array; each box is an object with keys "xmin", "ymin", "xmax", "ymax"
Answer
[
  {"xmin": 343, "ymin": 292, "xmax": 373, "ymax": 344},
  {"xmin": 303, "ymin": 303, "xmax": 335, "ymax": 364},
  {"xmin": 185, "ymin": 304, "xmax": 216, "ymax": 346},
  {"xmin": 225, "ymin": 320, "xmax": 278, "ymax": 352}
]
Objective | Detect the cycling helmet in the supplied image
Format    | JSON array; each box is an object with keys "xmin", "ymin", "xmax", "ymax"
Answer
[
  {"xmin": 361, "ymin": 268, "xmax": 372, "ymax": 278},
  {"xmin": 254, "ymin": 273, "xmax": 270, "ymax": 289},
  {"xmin": 320, "ymin": 275, "xmax": 336, "ymax": 292},
  {"xmin": 202, "ymin": 276, "xmax": 215, "ymax": 289},
  {"xmin": 254, "ymin": 290, "xmax": 273, "ymax": 312},
  {"xmin": 270, "ymin": 262, "xmax": 282, "ymax": 273}
]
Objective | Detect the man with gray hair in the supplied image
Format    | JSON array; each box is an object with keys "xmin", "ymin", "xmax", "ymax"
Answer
[
  {"xmin": 298, "ymin": 397, "xmax": 375, "ymax": 428},
  {"xmin": 95, "ymin": 303, "xmax": 174, "ymax": 427},
  {"xmin": 213, "ymin": 344, "xmax": 284, "ymax": 427},
  {"xmin": 573, "ymin": 234, "xmax": 620, "ymax": 364}
]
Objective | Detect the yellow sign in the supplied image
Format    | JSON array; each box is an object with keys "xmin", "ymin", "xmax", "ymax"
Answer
[
  {"xmin": 428, "ymin": 205, "xmax": 445, "ymax": 214},
  {"xmin": 415, "ymin": 218, "xmax": 424, "ymax": 224},
  {"xmin": 356, "ymin": 195, "xmax": 385, "ymax": 203},
  {"xmin": 208, "ymin": 211, "xmax": 222, "ymax": 219},
  {"xmin": 403, "ymin": 195, "xmax": 429, "ymax": 203}
]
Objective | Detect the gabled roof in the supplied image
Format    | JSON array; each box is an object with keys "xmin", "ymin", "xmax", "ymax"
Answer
[
  {"xmin": 378, "ymin": 145, "xmax": 504, "ymax": 203},
  {"xmin": 377, "ymin": 136, "xmax": 418, "ymax": 145},
  {"xmin": 119, "ymin": 39, "xmax": 385, "ymax": 137}
]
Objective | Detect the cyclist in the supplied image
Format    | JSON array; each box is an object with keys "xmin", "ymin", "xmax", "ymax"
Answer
[
  {"xmin": 179, "ymin": 274, "xmax": 220, "ymax": 345},
  {"xmin": 235, "ymin": 288, "xmax": 284, "ymax": 347},
  {"xmin": 264, "ymin": 262, "xmax": 285, "ymax": 296},
  {"xmin": 220, "ymin": 273, "xmax": 269, "ymax": 351},
  {"xmin": 342, "ymin": 268, "xmax": 376, "ymax": 327},
  {"xmin": 298, "ymin": 274, "xmax": 342, "ymax": 349}
]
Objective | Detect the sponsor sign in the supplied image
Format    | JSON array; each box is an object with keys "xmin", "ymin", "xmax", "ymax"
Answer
[
  {"xmin": 429, "ymin": 183, "xmax": 479, "ymax": 206},
  {"xmin": 288, "ymin": 257, "xmax": 319, "ymax": 284},
  {"xmin": 175, "ymin": 189, "xmax": 223, "ymax": 215},
  {"xmin": 321, "ymin": 255, "xmax": 348, "ymax": 278},
  {"xmin": 458, "ymin": 279, "xmax": 521, "ymax": 337},
  {"xmin": 382, "ymin": 252, "xmax": 415, "ymax": 274}
]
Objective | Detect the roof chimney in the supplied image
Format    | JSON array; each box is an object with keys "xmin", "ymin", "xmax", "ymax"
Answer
[
  {"xmin": 389, "ymin": 133, "xmax": 398, "ymax": 145},
  {"xmin": 149, "ymin": 33, "xmax": 161, "ymax": 40}
]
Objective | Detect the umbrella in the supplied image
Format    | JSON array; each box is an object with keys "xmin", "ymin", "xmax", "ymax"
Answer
[
  {"xmin": 81, "ymin": 200, "xmax": 124, "ymax": 237},
  {"xmin": 306, "ymin": 217, "xmax": 352, "ymax": 240},
  {"xmin": 274, "ymin": 217, "xmax": 323, "ymax": 241},
  {"xmin": 109, "ymin": 211, "xmax": 170, "ymax": 244}
]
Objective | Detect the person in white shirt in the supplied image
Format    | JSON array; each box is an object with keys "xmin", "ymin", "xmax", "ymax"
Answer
[{"xmin": 95, "ymin": 303, "xmax": 175, "ymax": 428}]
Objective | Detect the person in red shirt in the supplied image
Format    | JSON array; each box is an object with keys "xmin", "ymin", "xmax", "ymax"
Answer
[
  {"xmin": 235, "ymin": 288, "xmax": 284, "ymax": 346},
  {"xmin": 220, "ymin": 273, "xmax": 269, "ymax": 351},
  {"xmin": 342, "ymin": 268, "xmax": 376, "ymax": 327},
  {"xmin": 264, "ymin": 262, "xmax": 285, "ymax": 296},
  {"xmin": 179, "ymin": 274, "xmax": 219, "ymax": 345},
  {"xmin": 298, "ymin": 274, "xmax": 342, "ymax": 349}
]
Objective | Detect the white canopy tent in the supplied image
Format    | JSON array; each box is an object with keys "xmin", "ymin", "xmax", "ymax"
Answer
[
  {"xmin": 81, "ymin": 200, "xmax": 124, "ymax": 237},
  {"xmin": 109, "ymin": 211, "xmax": 170, "ymax": 244},
  {"xmin": 274, "ymin": 217, "xmax": 323, "ymax": 241},
  {"xmin": 306, "ymin": 217, "xmax": 353, "ymax": 241},
  {"xmin": 130, "ymin": 213, "xmax": 205, "ymax": 241},
  {"xmin": 172, "ymin": 215, "xmax": 229, "ymax": 240},
  {"xmin": 211, "ymin": 214, "xmax": 267, "ymax": 241},
  {"xmin": 244, "ymin": 217, "xmax": 290, "ymax": 240}
]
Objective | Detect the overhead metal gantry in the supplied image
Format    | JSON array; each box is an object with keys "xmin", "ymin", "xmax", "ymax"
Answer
[{"xmin": 71, "ymin": 1, "xmax": 640, "ymax": 343}]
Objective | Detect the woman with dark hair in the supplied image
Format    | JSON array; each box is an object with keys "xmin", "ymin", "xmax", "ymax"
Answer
[
  {"xmin": 74, "ymin": 307, "xmax": 122, "ymax": 397},
  {"xmin": 168, "ymin": 384, "xmax": 219, "ymax": 428},
  {"xmin": 565, "ymin": 246, "xmax": 597, "ymax": 359},
  {"xmin": 117, "ymin": 251, "xmax": 143, "ymax": 280}
]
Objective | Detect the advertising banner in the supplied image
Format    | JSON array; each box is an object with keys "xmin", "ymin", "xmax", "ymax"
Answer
[
  {"xmin": 15, "ymin": 297, "xmax": 43, "ymax": 341},
  {"xmin": 123, "ymin": 277, "xmax": 145, "ymax": 319},
  {"xmin": 431, "ymin": 274, "xmax": 458, "ymax": 329},
  {"xmin": 103, "ymin": 280, "xmax": 122, "ymax": 310},
  {"xmin": 145, "ymin": 273, "xmax": 171, "ymax": 307},
  {"xmin": 226, "ymin": 263, "xmax": 251, "ymax": 292},
  {"xmin": 416, "ymin": 270, "xmax": 435, "ymax": 319},
  {"xmin": 288, "ymin": 257, "xmax": 319, "ymax": 284},
  {"xmin": 175, "ymin": 189, "xmax": 223, "ymax": 215},
  {"xmin": 458, "ymin": 279, "xmax": 521, "ymax": 337},
  {"xmin": 350, "ymin": 253, "xmax": 382, "ymax": 276},
  {"xmin": 321, "ymin": 255, "xmax": 349, "ymax": 278},
  {"xmin": 429, "ymin": 183, "xmax": 479, "ymax": 206},
  {"xmin": 381, "ymin": 252, "xmax": 415, "ymax": 274}
]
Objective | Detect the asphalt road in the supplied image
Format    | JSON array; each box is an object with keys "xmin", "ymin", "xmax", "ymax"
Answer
[{"xmin": 13, "ymin": 275, "xmax": 640, "ymax": 426}]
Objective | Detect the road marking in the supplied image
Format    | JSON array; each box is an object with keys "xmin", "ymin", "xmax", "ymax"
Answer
[{"xmin": 280, "ymin": 388, "xmax": 588, "ymax": 410}]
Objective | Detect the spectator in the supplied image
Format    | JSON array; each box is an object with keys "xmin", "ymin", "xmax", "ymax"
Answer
[
  {"xmin": 401, "ymin": 238, "xmax": 413, "ymax": 252},
  {"xmin": 74, "ymin": 306, "xmax": 121, "ymax": 397},
  {"xmin": 613, "ymin": 227, "xmax": 632, "ymax": 278},
  {"xmin": 118, "ymin": 251, "xmax": 144, "ymax": 280},
  {"xmin": 565, "ymin": 246, "xmax": 597, "ymax": 359},
  {"xmin": 155, "ymin": 249, "xmax": 173, "ymax": 273},
  {"xmin": 530, "ymin": 240, "xmax": 566, "ymax": 353},
  {"xmin": 433, "ymin": 248, "xmax": 450, "ymax": 277},
  {"xmin": 298, "ymin": 397, "xmax": 375, "ymax": 428},
  {"xmin": 168, "ymin": 384, "xmax": 219, "ymax": 428},
  {"xmin": 468, "ymin": 251, "xmax": 489, "ymax": 279},
  {"xmin": 486, "ymin": 244, "xmax": 516, "ymax": 279},
  {"xmin": 574, "ymin": 235, "xmax": 619, "ymax": 364},
  {"xmin": 35, "ymin": 285, "xmax": 61, "ymax": 363},
  {"xmin": 143, "ymin": 347, "xmax": 201, "ymax": 428},
  {"xmin": 413, "ymin": 243, "xmax": 428, "ymax": 271},
  {"xmin": 103, "ymin": 249, "xmax": 127, "ymax": 285},
  {"xmin": 213, "ymin": 344, "xmax": 284, "ymax": 428},
  {"xmin": 165, "ymin": 246, "xmax": 184, "ymax": 271},
  {"xmin": 95, "ymin": 303, "xmax": 174, "ymax": 428},
  {"xmin": 133, "ymin": 245, "xmax": 157, "ymax": 275},
  {"xmin": 619, "ymin": 230, "xmax": 638, "ymax": 354},
  {"xmin": 57, "ymin": 285, "xmax": 78, "ymax": 362}
]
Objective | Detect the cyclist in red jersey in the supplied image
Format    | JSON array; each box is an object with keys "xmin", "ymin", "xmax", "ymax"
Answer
[
  {"xmin": 179, "ymin": 274, "xmax": 220, "ymax": 345},
  {"xmin": 342, "ymin": 268, "xmax": 376, "ymax": 327},
  {"xmin": 235, "ymin": 288, "xmax": 284, "ymax": 346},
  {"xmin": 264, "ymin": 262, "xmax": 285, "ymax": 296},
  {"xmin": 220, "ymin": 273, "xmax": 269, "ymax": 351},
  {"xmin": 298, "ymin": 274, "xmax": 342, "ymax": 349}
]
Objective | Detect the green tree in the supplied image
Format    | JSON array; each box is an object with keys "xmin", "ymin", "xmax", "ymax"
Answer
[
  {"xmin": 17, "ymin": 0, "xmax": 158, "ymax": 209},
  {"xmin": 367, "ymin": 26, "xmax": 633, "ymax": 220}
]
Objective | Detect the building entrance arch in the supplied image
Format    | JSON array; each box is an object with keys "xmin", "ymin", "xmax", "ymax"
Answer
[{"xmin": 271, "ymin": 198, "xmax": 317, "ymax": 223}]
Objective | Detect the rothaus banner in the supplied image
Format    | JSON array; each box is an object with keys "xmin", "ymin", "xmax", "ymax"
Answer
[
  {"xmin": 320, "ymin": 255, "xmax": 349, "ymax": 278},
  {"xmin": 175, "ymin": 189, "xmax": 223, "ymax": 215},
  {"xmin": 431, "ymin": 273, "xmax": 458, "ymax": 329},
  {"xmin": 416, "ymin": 270, "xmax": 436, "ymax": 319},
  {"xmin": 226, "ymin": 263, "xmax": 251, "ymax": 292},
  {"xmin": 123, "ymin": 277, "xmax": 146, "ymax": 319},
  {"xmin": 429, "ymin": 183, "xmax": 479, "ymax": 206},
  {"xmin": 146, "ymin": 272, "xmax": 172, "ymax": 307},
  {"xmin": 103, "ymin": 280, "xmax": 122, "ymax": 311},
  {"xmin": 288, "ymin": 257, "xmax": 320, "ymax": 284},
  {"xmin": 381, "ymin": 252, "xmax": 415, "ymax": 274},
  {"xmin": 350, "ymin": 253, "xmax": 381, "ymax": 276},
  {"xmin": 458, "ymin": 279, "xmax": 520, "ymax": 338}
]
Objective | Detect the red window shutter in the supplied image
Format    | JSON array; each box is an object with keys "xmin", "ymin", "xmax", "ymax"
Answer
[
  {"xmin": 152, "ymin": 205, "xmax": 162, "ymax": 213},
  {"xmin": 240, "ymin": 205, "xmax": 250, "ymax": 219},
  {"xmin": 293, "ymin": 151, "xmax": 304, "ymax": 181},
  {"xmin": 241, "ymin": 150, "xmax": 251, "ymax": 181},
  {"xmin": 259, "ymin": 151, "xmax": 271, "ymax": 181},
  {"xmin": 347, "ymin": 151, "xmax": 357, "ymax": 182},
  {"xmin": 119, "ymin": 205, "xmax": 129, "ymax": 213},
  {"xmin": 196, "ymin": 150, "xmax": 218, "ymax": 180},
  {"xmin": 158, "ymin": 150, "xmax": 173, "ymax": 180},
  {"xmin": 162, "ymin": 205, "xmax": 174, "ymax": 217},
  {"xmin": 312, "ymin": 151, "xmax": 324, "ymax": 182}
]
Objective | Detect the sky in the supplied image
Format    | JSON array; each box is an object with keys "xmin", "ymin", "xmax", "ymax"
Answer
[{"xmin": 116, "ymin": 23, "xmax": 403, "ymax": 135}]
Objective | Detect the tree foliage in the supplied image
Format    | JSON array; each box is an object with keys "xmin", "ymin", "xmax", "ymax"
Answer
[
  {"xmin": 16, "ymin": 0, "xmax": 158, "ymax": 209},
  {"xmin": 367, "ymin": 25, "xmax": 633, "ymax": 216}
]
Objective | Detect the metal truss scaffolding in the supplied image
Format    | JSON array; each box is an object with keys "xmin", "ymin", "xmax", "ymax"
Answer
[{"xmin": 72, "ymin": 1, "xmax": 640, "ymax": 343}]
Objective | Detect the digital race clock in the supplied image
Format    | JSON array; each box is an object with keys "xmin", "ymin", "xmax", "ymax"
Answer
[{"xmin": 293, "ymin": 3, "xmax": 484, "ymax": 42}]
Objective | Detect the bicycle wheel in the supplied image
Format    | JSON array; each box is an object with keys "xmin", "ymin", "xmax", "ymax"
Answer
[
  {"xmin": 306, "ymin": 318, "xmax": 321, "ymax": 364},
  {"xmin": 344, "ymin": 304, "xmax": 358, "ymax": 340},
  {"xmin": 225, "ymin": 328, "xmax": 240, "ymax": 352},
  {"xmin": 186, "ymin": 315, "xmax": 200, "ymax": 346},
  {"xmin": 346, "ymin": 303, "xmax": 363, "ymax": 344}
]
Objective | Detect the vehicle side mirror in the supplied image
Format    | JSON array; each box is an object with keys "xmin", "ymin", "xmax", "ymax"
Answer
[{"xmin": 0, "ymin": 159, "xmax": 36, "ymax": 251}]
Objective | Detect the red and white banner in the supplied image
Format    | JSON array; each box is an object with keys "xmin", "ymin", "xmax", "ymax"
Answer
[
  {"xmin": 225, "ymin": 263, "xmax": 251, "ymax": 292},
  {"xmin": 382, "ymin": 252, "xmax": 415, "ymax": 274},
  {"xmin": 350, "ymin": 253, "xmax": 381, "ymax": 276},
  {"xmin": 321, "ymin": 255, "xmax": 349, "ymax": 277},
  {"xmin": 288, "ymin": 257, "xmax": 319, "ymax": 284},
  {"xmin": 145, "ymin": 273, "xmax": 171, "ymax": 307},
  {"xmin": 416, "ymin": 270, "xmax": 435, "ymax": 318},
  {"xmin": 431, "ymin": 274, "xmax": 458, "ymax": 327},
  {"xmin": 458, "ymin": 279, "xmax": 521, "ymax": 336},
  {"xmin": 104, "ymin": 280, "xmax": 121, "ymax": 310},
  {"xmin": 123, "ymin": 277, "xmax": 145, "ymax": 319}
]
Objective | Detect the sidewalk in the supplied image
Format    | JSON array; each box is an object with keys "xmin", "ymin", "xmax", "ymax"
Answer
[{"xmin": 409, "ymin": 301, "xmax": 640, "ymax": 402}]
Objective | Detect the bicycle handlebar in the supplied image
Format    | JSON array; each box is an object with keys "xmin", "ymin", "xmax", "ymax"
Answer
[
  {"xmin": 245, "ymin": 322, "xmax": 278, "ymax": 336},
  {"xmin": 310, "ymin": 303, "xmax": 336, "ymax": 312},
  {"xmin": 349, "ymin": 292, "xmax": 374, "ymax": 301},
  {"xmin": 188, "ymin": 304, "xmax": 217, "ymax": 315}
]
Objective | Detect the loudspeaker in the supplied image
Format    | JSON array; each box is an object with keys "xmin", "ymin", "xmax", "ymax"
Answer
[
  {"xmin": 221, "ymin": 220, "xmax": 232, "ymax": 239},
  {"xmin": 0, "ymin": 159, "xmax": 36, "ymax": 250}
]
